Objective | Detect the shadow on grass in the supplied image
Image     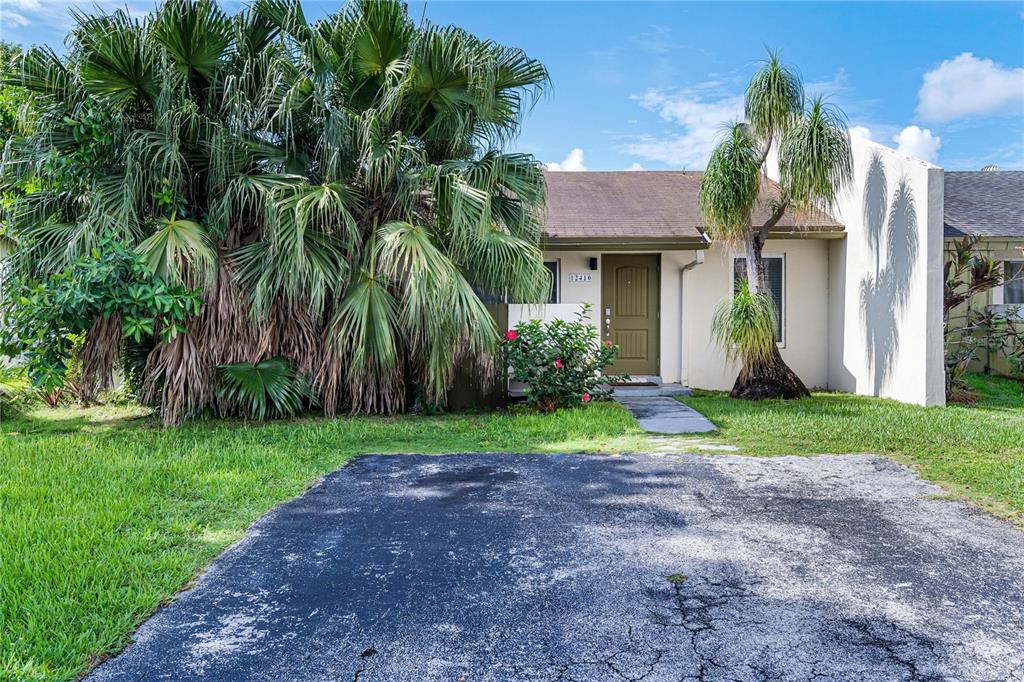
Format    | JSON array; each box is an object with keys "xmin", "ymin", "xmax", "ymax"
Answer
[{"xmin": 0, "ymin": 405, "xmax": 155, "ymax": 436}]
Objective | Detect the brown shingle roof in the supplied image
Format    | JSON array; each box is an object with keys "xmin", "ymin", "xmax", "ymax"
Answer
[
  {"xmin": 943, "ymin": 171, "xmax": 1024, "ymax": 238},
  {"xmin": 543, "ymin": 171, "xmax": 843, "ymax": 244}
]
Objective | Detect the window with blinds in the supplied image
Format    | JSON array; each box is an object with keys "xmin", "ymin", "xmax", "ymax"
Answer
[
  {"xmin": 733, "ymin": 256, "xmax": 785, "ymax": 343},
  {"xmin": 1005, "ymin": 261, "xmax": 1024, "ymax": 305}
]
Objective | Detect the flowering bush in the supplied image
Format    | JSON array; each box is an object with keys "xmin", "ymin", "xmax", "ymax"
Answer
[{"xmin": 503, "ymin": 304, "xmax": 619, "ymax": 411}]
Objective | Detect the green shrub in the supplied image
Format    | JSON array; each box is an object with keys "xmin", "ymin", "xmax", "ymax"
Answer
[
  {"xmin": 0, "ymin": 365, "xmax": 37, "ymax": 419},
  {"xmin": 503, "ymin": 304, "xmax": 619, "ymax": 412},
  {"xmin": 0, "ymin": 238, "xmax": 202, "ymax": 398},
  {"xmin": 218, "ymin": 357, "xmax": 312, "ymax": 421}
]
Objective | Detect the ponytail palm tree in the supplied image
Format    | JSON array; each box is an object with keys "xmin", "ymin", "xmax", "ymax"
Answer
[
  {"xmin": 1, "ymin": 0, "xmax": 551, "ymax": 424},
  {"xmin": 700, "ymin": 52, "xmax": 852, "ymax": 399}
]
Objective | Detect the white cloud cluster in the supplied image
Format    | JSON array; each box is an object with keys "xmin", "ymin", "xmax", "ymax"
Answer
[
  {"xmin": 892, "ymin": 125, "xmax": 941, "ymax": 163},
  {"xmin": 846, "ymin": 125, "xmax": 942, "ymax": 164},
  {"xmin": 546, "ymin": 148, "xmax": 587, "ymax": 172},
  {"xmin": 0, "ymin": 10, "xmax": 30, "ymax": 26},
  {"xmin": 620, "ymin": 87, "xmax": 743, "ymax": 168},
  {"xmin": 848, "ymin": 125, "xmax": 874, "ymax": 142},
  {"xmin": 917, "ymin": 52, "xmax": 1024, "ymax": 122},
  {"xmin": 0, "ymin": 0, "xmax": 153, "ymax": 29}
]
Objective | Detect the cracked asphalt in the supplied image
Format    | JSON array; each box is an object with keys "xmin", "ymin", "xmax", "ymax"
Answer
[{"xmin": 88, "ymin": 453, "xmax": 1024, "ymax": 681}]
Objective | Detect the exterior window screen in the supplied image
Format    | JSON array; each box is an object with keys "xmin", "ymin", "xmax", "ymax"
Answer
[
  {"xmin": 544, "ymin": 260, "xmax": 560, "ymax": 304},
  {"xmin": 1005, "ymin": 261, "xmax": 1024, "ymax": 305},
  {"xmin": 733, "ymin": 256, "xmax": 784, "ymax": 341}
]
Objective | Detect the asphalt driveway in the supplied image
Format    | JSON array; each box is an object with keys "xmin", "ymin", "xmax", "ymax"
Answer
[{"xmin": 90, "ymin": 453, "xmax": 1024, "ymax": 681}]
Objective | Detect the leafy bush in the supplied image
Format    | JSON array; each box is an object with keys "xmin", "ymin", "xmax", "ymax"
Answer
[
  {"xmin": 218, "ymin": 357, "xmax": 312, "ymax": 421},
  {"xmin": 503, "ymin": 305, "xmax": 618, "ymax": 412},
  {"xmin": 0, "ymin": 365, "xmax": 37, "ymax": 418},
  {"xmin": 0, "ymin": 238, "xmax": 202, "ymax": 399},
  {"xmin": 944, "ymin": 236, "xmax": 1024, "ymax": 396}
]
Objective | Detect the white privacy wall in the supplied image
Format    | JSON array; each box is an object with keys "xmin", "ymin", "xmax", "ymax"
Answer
[{"xmin": 824, "ymin": 138, "xmax": 946, "ymax": 406}]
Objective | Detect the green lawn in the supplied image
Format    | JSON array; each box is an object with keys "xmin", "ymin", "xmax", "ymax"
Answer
[
  {"xmin": 0, "ymin": 402, "xmax": 647, "ymax": 681},
  {"xmin": 1, "ymin": 374, "xmax": 1022, "ymax": 680},
  {"xmin": 681, "ymin": 372, "xmax": 1024, "ymax": 521}
]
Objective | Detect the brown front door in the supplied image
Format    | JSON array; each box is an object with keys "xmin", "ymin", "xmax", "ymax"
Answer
[{"xmin": 602, "ymin": 254, "xmax": 660, "ymax": 376}]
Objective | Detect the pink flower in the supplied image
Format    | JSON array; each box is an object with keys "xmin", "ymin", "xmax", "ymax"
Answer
[
  {"xmin": 505, "ymin": 329, "xmax": 518, "ymax": 341},
  {"xmin": 554, "ymin": 358, "xmax": 563, "ymax": 369},
  {"xmin": 582, "ymin": 392, "xmax": 591, "ymax": 403},
  {"xmin": 604, "ymin": 339, "xmax": 613, "ymax": 348}
]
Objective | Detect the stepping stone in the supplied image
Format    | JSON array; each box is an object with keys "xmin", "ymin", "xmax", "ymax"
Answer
[{"xmin": 615, "ymin": 396, "xmax": 717, "ymax": 434}]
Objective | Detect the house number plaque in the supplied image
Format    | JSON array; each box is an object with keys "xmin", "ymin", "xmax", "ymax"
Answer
[{"xmin": 568, "ymin": 273, "xmax": 593, "ymax": 283}]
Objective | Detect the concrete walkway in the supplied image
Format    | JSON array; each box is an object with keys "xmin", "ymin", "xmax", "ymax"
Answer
[{"xmin": 614, "ymin": 394, "xmax": 717, "ymax": 433}]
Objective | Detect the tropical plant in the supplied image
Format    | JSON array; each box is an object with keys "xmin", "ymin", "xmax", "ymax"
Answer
[
  {"xmin": 944, "ymin": 236, "xmax": 1024, "ymax": 397},
  {"xmin": 0, "ymin": 238, "xmax": 201, "ymax": 402},
  {"xmin": 712, "ymin": 278, "xmax": 777, "ymax": 370},
  {"xmin": 0, "ymin": 364, "xmax": 36, "ymax": 419},
  {"xmin": 699, "ymin": 51, "xmax": 852, "ymax": 400},
  {"xmin": 1, "ymin": 0, "xmax": 551, "ymax": 425},
  {"xmin": 504, "ymin": 304, "xmax": 619, "ymax": 412},
  {"xmin": 218, "ymin": 357, "xmax": 311, "ymax": 420}
]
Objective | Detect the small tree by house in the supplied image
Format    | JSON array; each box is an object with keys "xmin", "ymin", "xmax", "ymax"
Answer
[
  {"xmin": 944, "ymin": 236, "xmax": 1024, "ymax": 398},
  {"xmin": 699, "ymin": 52, "xmax": 853, "ymax": 400}
]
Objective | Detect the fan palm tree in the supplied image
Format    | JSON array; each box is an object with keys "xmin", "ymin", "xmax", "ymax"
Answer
[
  {"xmin": 1, "ymin": 0, "xmax": 551, "ymax": 424},
  {"xmin": 699, "ymin": 52, "xmax": 853, "ymax": 399}
]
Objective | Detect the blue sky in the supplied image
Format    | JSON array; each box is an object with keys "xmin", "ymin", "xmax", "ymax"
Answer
[{"xmin": 2, "ymin": 1, "xmax": 1022, "ymax": 170}]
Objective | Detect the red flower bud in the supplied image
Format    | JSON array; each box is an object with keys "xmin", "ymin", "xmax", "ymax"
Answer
[
  {"xmin": 555, "ymin": 358, "xmax": 563, "ymax": 369},
  {"xmin": 582, "ymin": 392, "xmax": 591, "ymax": 403},
  {"xmin": 505, "ymin": 329, "xmax": 518, "ymax": 341}
]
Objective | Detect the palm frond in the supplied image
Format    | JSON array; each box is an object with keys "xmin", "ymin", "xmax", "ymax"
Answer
[
  {"xmin": 745, "ymin": 49, "xmax": 803, "ymax": 145},
  {"xmin": 152, "ymin": 0, "xmax": 233, "ymax": 83},
  {"xmin": 136, "ymin": 216, "xmax": 217, "ymax": 287},
  {"xmin": 71, "ymin": 8, "xmax": 158, "ymax": 108},
  {"xmin": 779, "ymin": 95, "xmax": 853, "ymax": 214},
  {"xmin": 712, "ymin": 278, "xmax": 777, "ymax": 365},
  {"xmin": 326, "ymin": 267, "xmax": 403, "ymax": 413},
  {"xmin": 699, "ymin": 123, "xmax": 761, "ymax": 243},
  {"xmin": 218, "ymin": 356, "xmax": 310, "ymax": 420}
]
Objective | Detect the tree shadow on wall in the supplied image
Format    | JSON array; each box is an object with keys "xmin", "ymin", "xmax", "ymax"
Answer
[{"xmin": 859, "ymin": 153, "xmax": 918, "ymax": 396}]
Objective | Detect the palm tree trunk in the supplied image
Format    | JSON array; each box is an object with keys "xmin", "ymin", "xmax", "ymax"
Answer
[{"xmin": 733, "ymin": 210, "xmax": 810, "ymax": 400}]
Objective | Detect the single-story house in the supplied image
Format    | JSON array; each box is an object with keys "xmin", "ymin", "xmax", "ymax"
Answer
[
  {"xmin": 943, "ymin": 170, "xmax": 1024, "ymax": 375},
  {"xmin": 511, "ymin": 137, "xmax": 1024, "ymax": 407}
]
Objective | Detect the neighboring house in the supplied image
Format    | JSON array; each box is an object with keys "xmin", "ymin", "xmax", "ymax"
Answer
[
  {"xmin": 513, "ymin": 137, "xmax": 949, "ymax": 406},
  {"xmin": 943, "ymin": 170, "xmax": 1024, "ymax": 375}
]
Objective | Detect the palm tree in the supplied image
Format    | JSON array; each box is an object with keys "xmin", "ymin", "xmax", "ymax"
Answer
[
  {"xmin": 2, "ymin": 0, "xmax": 551, "ymax": 424},
  {"xmin": 700, "ymin": 52, "xmax": 852, "ymax": 399}
]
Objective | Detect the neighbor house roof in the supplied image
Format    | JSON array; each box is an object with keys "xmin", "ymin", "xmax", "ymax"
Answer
[
  {"xmin": 542, "ymin": 171, "xmax": 844, "ymax": 247},
  {"xmin": 944, "ymin": 171, "xmax": 1024, "ymax": 239}
]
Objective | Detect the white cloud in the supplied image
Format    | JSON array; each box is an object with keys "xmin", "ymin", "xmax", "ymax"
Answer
[
  {"xmin": 546, "ymin": 148, "xmax": 587, "ymax": 172},
  {"xmin": 848, "ymin": 125, "xmax": 873, "ymax": 142},
  {"xmin": 917, "ymin": 52, "xmax": 1024, "ymax": 122},
  {"xmin": 892, "ymin": 125, "xmax": 941, "ymax": 163},
  {"xmin": 0, "ymin": 10, "xmax": 30, "ymax": 26},
  {"xmin": 805, "ymin": 68, "xmax": 849, "ymax": 101},
  {"xmin": 621, "ymin": 87, "xmax": 743, "ymax": 169},
  {"xmin": 624, "ymin": 163, "xmax": 644, "ymax": 171},
  {"xmin": 7, "ymin": 0, "xmax": 40, "ymax": 10}
]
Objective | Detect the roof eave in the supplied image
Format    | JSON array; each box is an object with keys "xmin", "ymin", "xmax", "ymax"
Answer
[{"xmin": 542, "ymin": 236, "xmax": 710, "ymax": 251}]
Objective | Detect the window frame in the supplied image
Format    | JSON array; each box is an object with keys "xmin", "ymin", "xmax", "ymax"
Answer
[
  {"xmin": 544, "ymin": 259, "xmax": 561, "ymax": 304},
  {"xmin": 731, "ymin": 253, "xmax": 786, "ymax": 348},
  {"xmin": 1001, "ymin": 260, "xmax": 1024, "ymax": 306}
]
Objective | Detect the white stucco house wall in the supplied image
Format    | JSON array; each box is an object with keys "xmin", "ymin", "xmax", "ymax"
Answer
[{"xmin": 514, "ymin": 136, "xmax": 957, "ymax": 407}]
